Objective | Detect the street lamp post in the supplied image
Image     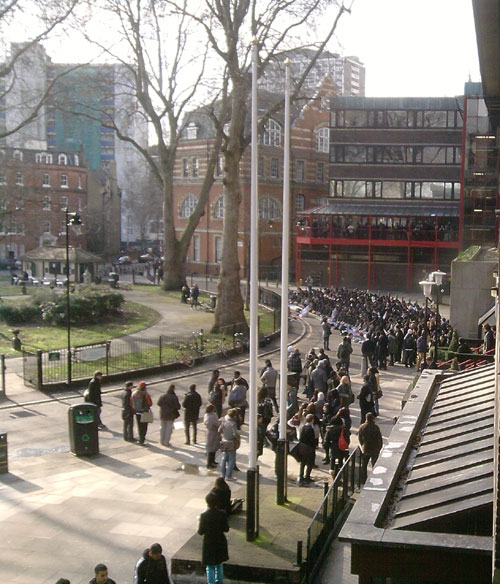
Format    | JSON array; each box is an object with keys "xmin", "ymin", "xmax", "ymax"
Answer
[{"xmin": 65, "ymin": 209, "xmax": 82, "ymax": 385}]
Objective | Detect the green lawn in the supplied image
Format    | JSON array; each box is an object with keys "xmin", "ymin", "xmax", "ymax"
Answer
[{"xmin": 1, "ymin": 300, "xmax": 161, "ymax": 356}]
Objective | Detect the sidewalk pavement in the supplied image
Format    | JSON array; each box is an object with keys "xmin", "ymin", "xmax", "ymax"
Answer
[{"xmin": 0, "ymin": 284, "xmax": 417, "ymax": 583}]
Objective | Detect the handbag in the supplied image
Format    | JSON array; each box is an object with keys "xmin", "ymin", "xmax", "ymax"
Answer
[
  {"xmin": 140, "ymin": 409, "xmax": 154, "ymax": 423},
  {"xmin": 289, "ymin": 442, "xmax": 302, "ymax": 462},
  {"xmin": 338, "ymin": 428, "xmax": 349, "ymax": 451}
]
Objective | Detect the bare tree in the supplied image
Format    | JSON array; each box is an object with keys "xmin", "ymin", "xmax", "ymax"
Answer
[
  {"xmin": 64, "ymin": 0, "xmax": 227, "ymax": 289},
  {"xmin": 0, "ymin": 0, "xmax": 82, "ymax": 140},
  {"xmin": 171, "ymin": 0, "xmax": 353, "ymax": 332}
]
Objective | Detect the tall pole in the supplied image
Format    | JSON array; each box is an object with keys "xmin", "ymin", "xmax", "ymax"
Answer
[
  {"xmin": 65, "ymin": 209, "xmax": 71, "ymax": 385},
  {"xmin": 246, "ymin": 38, "xmax": 259, "ymax": 542},
  {"xmin": 277, "ymin": 58, "xmax": 291, "ymax": 505},
  {"xmin": 423, "ymin": 295, "xmax": 428, "ymax": 371}
]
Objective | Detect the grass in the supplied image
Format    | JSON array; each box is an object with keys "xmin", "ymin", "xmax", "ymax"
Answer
[{"xmin": 1, "ymin": 300, "xmax": 161, "ymax": 356}]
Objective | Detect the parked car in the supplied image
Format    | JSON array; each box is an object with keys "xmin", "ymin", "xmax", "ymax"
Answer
[
  {"xmin": 117, "ymin": 255, "xmax": 131, "ymax": 264},
  {"xmin": 138, "ymin": 253, "xmax": 153, "ymax": 263}
]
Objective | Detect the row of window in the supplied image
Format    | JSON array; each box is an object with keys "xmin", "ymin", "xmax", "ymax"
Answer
[
  {"xmin": 180, "ymin": 195, "xmax": 283, "ymax": 220},
  {"xmin": 332, "ymin": 145, "xmax": 462, "ymax": 165},
  {"xmin": 184, "ymin": 121, "xmax": 330, "ymax": 153},
  {"xmin": 329, "ymin": 180, "xmax": 461, "ymax": 200},
  {"xmin": 332, "ymin": 109, "xmax": 463, "ymax": 129},
  {"xmin": 0, "ymin": 150, "xmax": 78, "ymax": 166},
  {"xmin": 0, "ymin": 195, "xmax": 82, "ymax": 213},
  {"xmin": 0, "ymin": 172, "xmax": 83, "ymax": 189}
]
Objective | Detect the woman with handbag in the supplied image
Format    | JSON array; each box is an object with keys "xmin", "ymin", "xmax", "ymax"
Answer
[
  {"xmin": 158, "ymin": 384, "xmax": 181, "ymax": 447},
  {"xmin": 131, "ymin": 381, "xmax": 153, "ymax": 445}
]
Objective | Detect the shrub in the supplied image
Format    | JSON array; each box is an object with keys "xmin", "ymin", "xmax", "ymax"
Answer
[
  {"xmin": 40, "ymin": 291, "xmax": 124, "ymax": 325},
  {"xmin": 0, "ymin": 302, "xmax": 41, "ymax": 324}
]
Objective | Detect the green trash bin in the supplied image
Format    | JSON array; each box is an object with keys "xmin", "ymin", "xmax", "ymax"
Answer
[
  {"xmin": 0, "ymin": 432, "xmax": 7, "ymax": 473},
  {"xmin": 68, "ymin": 403, "xmax": 99, "ymax": 456}
]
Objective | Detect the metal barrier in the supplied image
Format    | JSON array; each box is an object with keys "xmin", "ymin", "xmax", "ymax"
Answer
[
  {"xmin": 303, "ymin": 447, "xmax": 361, "ymax": 582},
  {"xmin": 22, "ymin": 350, "xmax": 39, "ymax": 389}
]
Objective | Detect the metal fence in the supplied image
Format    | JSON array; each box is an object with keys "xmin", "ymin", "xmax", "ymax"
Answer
[
  {"xmin": 302, "ymin": 447, "xmax": 361, "ymax": 582},
  {"xmin": 24, "ymin": 308, "xmax": 280, "ymax": 388}
]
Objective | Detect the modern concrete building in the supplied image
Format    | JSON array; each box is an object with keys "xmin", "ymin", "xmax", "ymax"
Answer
[
  {"xmin": 296, "ymin": 96, "xmax": 464, "ymax": 290},
  {"xmin": 0, "ymin": 43, "xmax": 148, "ymax": 247},
  {"xmin": 259, "ymin": 48, "xmax": 365, "ymax": 96}
]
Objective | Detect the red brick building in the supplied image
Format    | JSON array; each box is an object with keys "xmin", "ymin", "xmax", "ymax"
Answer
[
  {"xmin": 0, "ymin": 147, "xmax": 88, "ymax": 261},
  {"xmin": 173, "ymin": 80, "xmax": 335, "ymax": 279}
]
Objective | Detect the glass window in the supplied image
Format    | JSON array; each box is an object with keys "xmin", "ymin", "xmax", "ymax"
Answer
[
  {"xmin": 183, "ymin": 159, "xmax": 189, "ymax": 177},
  {"xmin": 43, "ymin": 174, "xmax": 51, "ymax": 187},
  {"xmin": 260, "ymin": 119, "xmax": 281, "ymax": 147},
  {"xmin": 295, "ymin": 194, "xmax": 305, "ymax": 213},
  {"xmin": 422, "ymin": 147, "xmax": 445, "ymax": 164},
  {"xmin": 193, "ymin": 234, "xmax": 201, "ymax": 261},
  {"xmin": 271, "ymin": 158, "xmax": 279, "ymax": 179},
  {"xmin": 215, "ymin": 236, "xmax": 222, "ymax": 263},
  {"xmin": 214, "ymin": 197, "xmax": 224, "ymax": 219},
  {"xmin": 78, "ymin": 175, "xmax": 83, "ymax": 189},
  {"xmin": 259, "ymin": 197, "xmax": 281, "ymax": 220},
  {"xmin": 180, "ymin": 195, "xmax": 198, "ymax": 218},
  {"xmin": 316, "ymin": 163, "xmax": 324, "ymax": 183},
  {"xmin": 258, "ymin": 156, "xmax": 264, "ymax": 177},
  {"xmin": 296, "ymin": 160, "xmax": 305, "ymax": 181},
  {"xmin": 316, "ymin": 127, "xmax": 329, "ymax": 153},
  {"xmin": 74, "ymin": 154, "xmax": 79, "ymax": 166},
  {"xmin": 345, "ymin": 146, "xmax": 366, "ymax": 163},
  {"xmin": 60, "ymin": 174, "xmax": 68, "ymax": 188},
  {"xmin": 60, "ymin": 196, "xmax": 68, "ymax": 208},
  {"xmin": 13, "ymin": 150, "xmax": 23, "ymax": 161},
  {"xmin": 58, "ymin": 153, "xmax": 68, "ymax": 165},
  {"xmin": 216, "ymin": 156, "xmax": 223, "ymax": 177},
  {"xmin": 43, "ymin": 220, "xmax": 51, "ymax": 233},
  {"xmin": 186, "ymin": 123, "xmax": 198, "ymax": 140},
  {"xmin": 192, "ymin": 158, "xmax": 199, "ymax": 178},
  {"xmin": 345, "ymin": 110, "xmax": 366, "ymax": 127},
  {"xmin": 16, "ymin": 172, "xmax": 23, "ymax": 186},
  {"xmin": 43, "ymin": 196, "xmax": 51, "ymax": 211}
]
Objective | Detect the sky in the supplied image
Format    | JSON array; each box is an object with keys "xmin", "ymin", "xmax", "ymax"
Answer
[{"xmin": 333, "ymin": 0, "xmax": 481, "ymax": 97}]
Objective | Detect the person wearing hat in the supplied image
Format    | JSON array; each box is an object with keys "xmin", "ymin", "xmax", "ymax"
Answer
[
  {"xmin": 122, "ymin": 380, "xmax": 136, "ymax": 442},
  {"xmin": 131, "ymin": 382, "xmax": 153, "ymax": 445}
]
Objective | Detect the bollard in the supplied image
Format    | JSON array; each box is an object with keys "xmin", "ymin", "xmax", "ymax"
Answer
[
  {"xmin": 296, "ymin": 540, "xmax": 303, "ymax": 566},
  {"xmin": 0, "ymin": 432, "xmax": 8, "ymax": 474},
  {"xmin": 0, "ymin": 354, "xmax": 5, "ymax": 399}
]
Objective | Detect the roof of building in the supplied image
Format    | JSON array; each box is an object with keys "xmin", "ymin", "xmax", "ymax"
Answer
[
  {"xmin": 330, "ymin": 95, "xmax": 463, "ymax": 111},
  {"xmin": 301, "ymin": 199, "xmax": 460, "ymax": 218},
  {"xmin": 340, "ymin": 365, "xmax": 494, "ymax": 560},
  {"xmin": 23, "ymin": 247, "xmax": 103, "ymax": 263}
]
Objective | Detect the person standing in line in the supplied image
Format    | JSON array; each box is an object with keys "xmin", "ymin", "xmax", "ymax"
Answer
[
  {"xmin": 357, "ymin": 375, "xmax": 376, "ymax": 424},
  {"xmin": 122, "ymin": 381, "xmax": 136, "ymax": 442},
  {"xmin": 337, "ymin": 335, "xmax": 353, "ymax": 371},
  {"xmin": 157, "ymin": 384, "xmax": 181, "ymax": 447},
  {"xmin": 358, "ymin": 412, "xmax": 383, "ymax": 484},
  {"xmin": 321, "ymin": 317, "xmax": 332, "ymax": 350},
  {"xmin": 134, "ymin": 543, "xmax": 172, "ymax": 584},
  {"xmin": 218, "ymin": 409, "xmax": 240, "ymax": 481},
  {"xmin": 85, "ymin": 371, "xmax": 105, "ymax": 428},
  {"xmin": 131, "ymin": 381, "xmax": 153, "ymax": 445},
  {"xmin": 287, "ymin": 348, "xmax": 302, "ymax": 389},
  {"xmin": 204, "ymin": 404, "xmax": 221, "ymax": 469},
  {"xmin": 88, "ymin": 564, "xmax": 116, "ymax": 584},
  {"xmin": 208, "ymin": 370, "xmax": 223, "ymax": 419},
  {"xmin": 227, "ymin": 378, "xmax": 248, "ymax": 426},
  {"xmin": 198, "ymin": 492, "xmax": 230, "ymax": 584},
  {"xmin": 190, "ymin": 283, "xmax": 200, "ymax": 309},
  {"xmin": 182, "ymin": 383, "xmax": 202, "ymax": 445},
  {"xmin": 260, "ymin": 359, "xmax": 279, "ymax": 413},
  {"xmin": 297, "ymin": 413, "xmax": 316, "ymax": 485}
]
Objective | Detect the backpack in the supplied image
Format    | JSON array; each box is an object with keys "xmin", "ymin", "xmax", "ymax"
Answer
[
  {"xmin": 228, "ymin": 385, "xmax": 246, "ymax": 407},
  {"xmin": 258, "ymin": 399, "xmax": 273, "ymax": 420}
]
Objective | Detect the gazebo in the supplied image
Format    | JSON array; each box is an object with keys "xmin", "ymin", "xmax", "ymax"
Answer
[{"xmin": 22, "ymin": 246, "xmax": 104, "ymax": 283}]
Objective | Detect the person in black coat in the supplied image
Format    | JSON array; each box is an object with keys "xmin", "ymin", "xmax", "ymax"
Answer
[
  {"xmin": 209, "ymin": 477, "xmax": 232, "ymax": 517},
  {"xmin": 85, "ymin": 371, "xmax": 104, "ymax": 428},
  {"xmin": 298, "ymin": 414, "xmax": 316, "ymax": 484},
  {"xmin": 121, "ymin": 381, "xmax": 135, "ymax": 442},
  {"xmin": 198, "ymin": 492, "xmax": 229, "ymax": 584},
  {"xmin": 182, "ymin": 384, "xmax": 202, "ymax": 444},
  {"xmin": 357, "ymin": 375, "xmax": 376, "ymax": 424},
  {"xmin": 134, "ymin": 543, "xmax": 172, "ymax": 584}
]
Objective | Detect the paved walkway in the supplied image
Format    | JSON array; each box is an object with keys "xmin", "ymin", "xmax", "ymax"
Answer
[{"xmin": 0, "ymin": 283, "xmax": 435, "ymax": 583}]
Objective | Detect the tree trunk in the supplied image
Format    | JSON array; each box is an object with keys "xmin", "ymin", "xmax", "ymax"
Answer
[{"xmin": 212, "ymin": 120, "xmax": 248, "ymax": 333}]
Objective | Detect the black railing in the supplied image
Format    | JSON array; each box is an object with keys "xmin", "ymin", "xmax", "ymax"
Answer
[{"xmin": 302, "ymin": 447, "xmax": 361, "ymax": 582}]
